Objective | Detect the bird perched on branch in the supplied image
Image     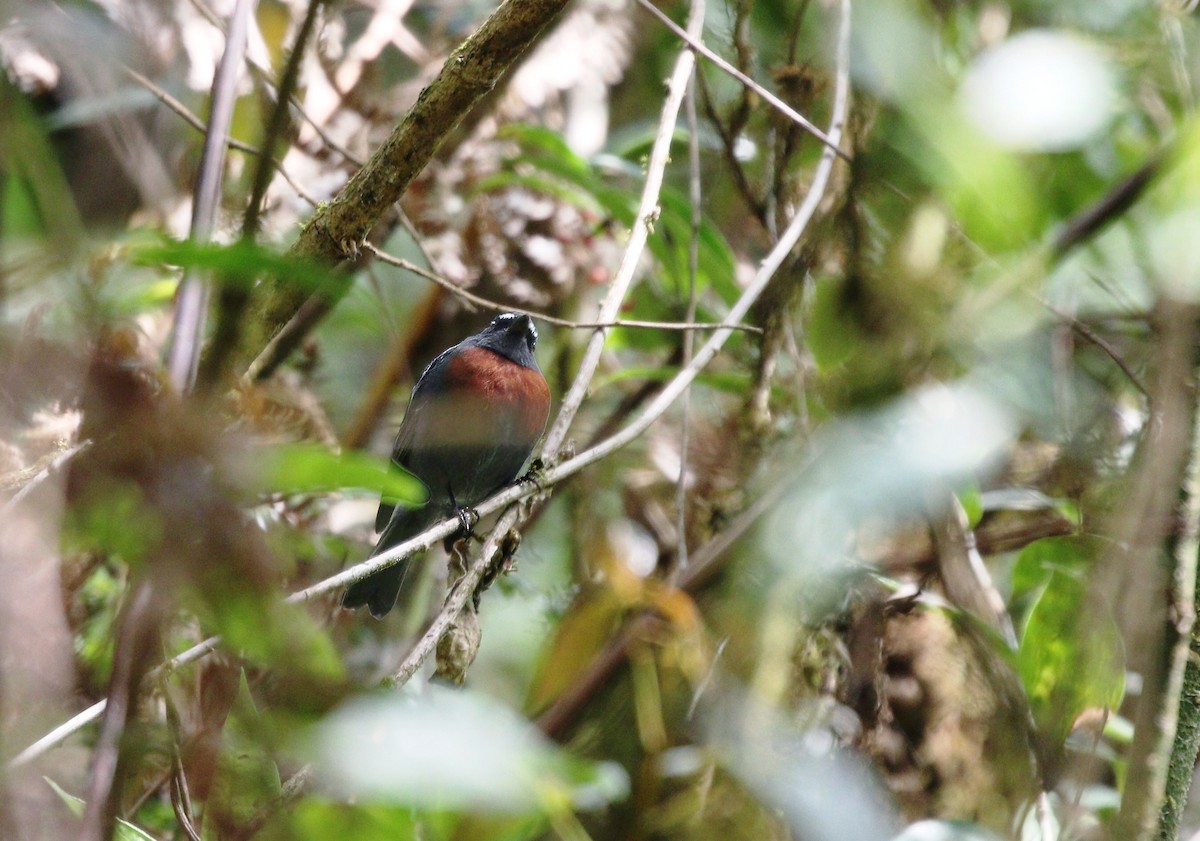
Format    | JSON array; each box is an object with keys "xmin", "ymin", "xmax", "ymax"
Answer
[{"xmin": 342, "ymin": 313, "xmax": 551, "ymax": 618}]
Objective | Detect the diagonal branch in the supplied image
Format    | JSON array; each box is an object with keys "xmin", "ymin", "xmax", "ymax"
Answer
[
  {"xmin": 164, "ymin": 0, "xmax": 257, "ymax": 393},
  {"xmin": 541, "ymin": 0, "xmax": 707, "ymax": 459},
  {"xmin": 633, "ymin": 0, "xmax": 850, "ymax": 162},
  {"xmin": 10, "ymin": 0, "xmax": 852, "ymax": 766},
  {"xmin": 247, "ymin": 0, "xmax": 573, "ymax": 361}
]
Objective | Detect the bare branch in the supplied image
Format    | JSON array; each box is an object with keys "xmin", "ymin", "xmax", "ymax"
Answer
[
  {"xmin": 123, "ymin": 68, "xmax": 319, "ymax": 207},
  {"xmin": 633, "ymin": 0, "xmax": 850, "ymax": 163},
  {"xmin": 12, "ymin": 0, "xmax": 851, "ymax": 766},
  {"xmin": 251, "ymin": 0, "xmax": 574, "ymax": 348},
  {"xmin": 541, "ymin": 0, "xmax": 707, "ymax": 458},
  {"xmin": 364, "ymin": 243, "xmax": 760, "ymax": 334},
  {"xmin": 164, "ymin": 0, "xmax": 256, "ymax": 393}
]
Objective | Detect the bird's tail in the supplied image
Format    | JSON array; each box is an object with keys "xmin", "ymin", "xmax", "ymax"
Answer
[{"xmin": 341, "ymin": 506, "xmax": 432, "ymax": 619}]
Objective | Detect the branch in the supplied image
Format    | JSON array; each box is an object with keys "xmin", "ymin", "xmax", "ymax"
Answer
[
  {"xmin": 365, "ymin": 244, "xmax": 760, "ymax": 334},
  {"xmin": 124, "ymin": 68, "xmax": 319, "ymax": 207},
  {"xmin": 249, "ymin": 0, "xmax": 573, "ymax": 354},
  {"xmin": 1156, "ymin": 355, "xmax": 1200, "ymax": 840},
  {"xmin": 163, "ymin": 0, "xmax": 256, "ymax": 393},
  {"xmin": 541, "ymin": 0, "xmax": 707, "ymax": 458},
  {"xmin": 632, "ymin": 0, "xmax": 850, "ymax": 162},
  {"xmin": 12, "ymin": 0, "xmax": 851, "ymax": 765},
  {"xmin": 1103, "ymin": 299, "xmax": 1200, "ymax": 839},
  {"xmin": 199, "ymin": 0, "xmax": 324, "ymax": 388},
  {"xmin": 388, "ymin": 507, "xmax": 523, "ymax": 686}
]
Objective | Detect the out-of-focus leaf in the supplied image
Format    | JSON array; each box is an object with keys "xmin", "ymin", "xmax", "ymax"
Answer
[
  {"xmin": 704, "ymin": 687, "xmax": 896, "ymax": 841},
  {"xmin": 44, "ymin": 778, "xmax": 158, "ymax": 841},
  {"xmin": 892, "ymin": 819, "xmax": 1004, "ymax": 841},
  {"xmin": 527, "ymin": 590, "xmax": 625, "ymax": 712},
  {"xmin": 808, "ymin": 275, "xmax": 860, "ymax": 371},
  {"xmin": 957, "ymin": 483, "xmax": 983, "ymax": 528},
  {"xmin": 252, "ymin": 443, "xmax": 426, "ymax": 504},
  {"xmin": 1016, "ymin": 567, "xmax": 1124, "ymax": 744},
  {"xmin": 132, "ymin": 238, "xmax": 336, "ymax": 293},
  {"xmin": 75, "ymin": 562, "xmax": 125, "ymax": 686},
  {"xmin": 765, "ymin": 383, "xmax": 1015, "ymax": 606},
  {"xmin": 309, "ymin": 687, "xmax": 628, "ymax": 813},
  {"xmin": 203, "ymin": 671, "xmax": 284, "ymax": 834},
  {"xmin": 1010, "ymin": 536, "xmax": 1100, "ymax": 606},
  {"xmin": 959, "ymin": 30, "xmax": 1117, "ymax": 153},
  {"xmin": 2, "ymin": 175, "xmax": 45, "ymax": 238},
  {"xmin": 289, "ymin": 800, "xmax": 448, "ymax": 841},
  {"xmin": 66, "ymin": 481, "xmax": 162, "ymax": 565},
  {"xmin": 206, "ymin": 595, "xmax": 346, "ymax": 691}
]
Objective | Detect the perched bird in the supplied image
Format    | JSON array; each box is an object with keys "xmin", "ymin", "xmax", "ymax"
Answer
[{"xmin": 342, "ymin": 313, "xmax": 551, "ymax": 618}]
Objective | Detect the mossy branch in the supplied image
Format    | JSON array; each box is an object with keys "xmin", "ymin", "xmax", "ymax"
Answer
[{"xmin": 246, "ymin": 0, "xmax": 571, "ymax": 371}]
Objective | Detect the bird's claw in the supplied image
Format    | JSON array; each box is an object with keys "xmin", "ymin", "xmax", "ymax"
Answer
[
  {"xmin": 518, "ymin": 458, "xmax": 546, "ymax": 491},
  {"xmin": 456, "ymin": 506, "xmax": 480, "ymax": 534}
]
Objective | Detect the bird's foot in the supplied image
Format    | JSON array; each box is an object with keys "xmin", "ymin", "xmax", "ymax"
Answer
[
  {"xmin": 456, "ymin": 505, "xmax": 480, "ymax": 535},
  {"xmin": 518, "ymin": 458, "xmax": 546, "ymax": 491}
]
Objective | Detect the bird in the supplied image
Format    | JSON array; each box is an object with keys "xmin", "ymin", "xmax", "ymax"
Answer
[{"xmin": 342, "ymin": 312, "xmax": 551, "ymax": 618}]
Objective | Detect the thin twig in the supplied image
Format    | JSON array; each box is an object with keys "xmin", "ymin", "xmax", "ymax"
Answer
[
  {"xmin": 188, "ymin": 0, "xmax": 365, "ymax": 167},
  {"xmin": 388, "ymin": 507, "xmax": 522, "ymax": 685},
  {"xmin": 8, "ymin": 637, "xmax": 220, "ymax": 769},
  {"xmin": 676, "ymin": 62, "xmax": 704, "ymax": 572},
  {"xmin": 364, "ymin": 243, "xmax": 759, "ymax": 334},
  {"xmin": 79, "ymin": 582, "xmax": 159, "ymax": 841},
  {"xmin": 123, "ymin": 68, "xmax": 320, "ymax": 207},
  {"xmin": 12, "ymin": 0, "xmax": 851, "ymax": 764},
  {"xmin": 633, "ymin": 0, "xmax": 850, "ymax": 162},
  {"xmin": 695, "ymin": 68, "xmax": 767, "ymax": 226},
  {"xmin": 542, "ymin": 0, "xmax": 707, "ymax": 458},
  {"xmin": 1, "ymin": 440, "xmax": 90, "ymax": 515},
  {"xmin": 164, "ymin": 0, "xmax": 257, "ymax": 393},
  {"xmin": 200, "ymin": 0, "xmax": 324, "ymax": 387}
]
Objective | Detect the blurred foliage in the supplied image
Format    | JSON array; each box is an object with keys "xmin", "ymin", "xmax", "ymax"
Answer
[{"xmin": 2, "ymin": 0, "xmax": 1200, "ymax": 840}]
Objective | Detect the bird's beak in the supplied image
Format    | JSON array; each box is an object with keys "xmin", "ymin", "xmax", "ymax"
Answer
[{"xmin": 506, "ymin": 314, "xmax": 532, "ymax": 334}]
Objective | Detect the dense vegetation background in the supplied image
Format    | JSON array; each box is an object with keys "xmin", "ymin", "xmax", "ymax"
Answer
[{"xmin": 2, "ymin": 0, "xmax": 1199, "ymax": 839}]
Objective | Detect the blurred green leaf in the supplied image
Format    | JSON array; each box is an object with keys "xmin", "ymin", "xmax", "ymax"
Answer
[
  {"xmin": 957, "ymin": 483, "xmax": 983, "ymax": 528},
  {"xmin": 808, "ymin": 276, "xmax": 859, "ymax": 372},
  {"xmin": 1010, "ymin": 536, "xmax": 1101, "ymax": 607},
  {"xmin": 132, "ymin": 237, "xmax": 336, "ymax": 293},
  {"xmin": 1016, "ymin": 566, "xmax": 1124, "ymax": 744},
  {"xmin": 290, "ymin": 800, "xmax": 457, "ymax": 841},
  {"xmin": 253, "ymin": 443, "xmax": 426, "ymax": 503},
  {"xmin": 201, "ymin": 671, "xmax": 284, "ymax": 835},
  {"xmin": 206, "ymin": 594, "xmax": 345, "ymax": 691},
  {"xmin": 309, "ymin": 687, "xmax": 628, "ymax": 813},
  {"xmin": 44, "ymin": 778, "xmax": 158, "ymax": 841}
]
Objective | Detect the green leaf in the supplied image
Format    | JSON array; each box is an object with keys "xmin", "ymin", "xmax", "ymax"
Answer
[
  {"xmin": 1016, "ymin": 568, "xmax": 1124, "ymax": 744},
  {"xmin": 309, "ymin": 688, "xmax": 629, "ymax": 813},
  {"xmin": 131, "ymin": 237, "xmax": 337, "ymax": 294},
  {"xmin": 957, "ymin": 483, "xmax": 983, "ymax": 528},
  {"xmin": 1010, "ymin": 536, "xmax": 1101, "ymax": 606},
  {"xmin": 209, "ymin": 671, "xmax": 284, "ymax": 828},
  {"xmin": 44, "ymin": 778, "xmax": 158, "ymax": 841},
  {"xmin": 808, "ymin": 275, "xmax": 859, "ymax": 371},
  {"xmin": 253, "ymin": 443, "xmax": 426, "ymax": 504}
]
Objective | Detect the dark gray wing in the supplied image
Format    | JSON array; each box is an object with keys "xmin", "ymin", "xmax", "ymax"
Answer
[{"xmin": 373, "ymin": 345, "xmax": 455, "ymax": 533}]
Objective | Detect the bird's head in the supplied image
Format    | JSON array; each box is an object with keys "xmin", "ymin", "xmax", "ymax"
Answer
[{"xmin": 473, "ymin": 312, "xmax": 539, "ymax": 369}]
